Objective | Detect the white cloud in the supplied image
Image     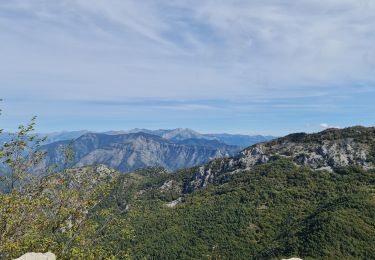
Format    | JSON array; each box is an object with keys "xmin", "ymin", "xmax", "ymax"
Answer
[
  {"xmin": 0, "ymin": 0, "xmax": 375, "ymax": 108},
  {"xmin": 320, "ymin": 123, "xmax": 340, "ymax": 130}
]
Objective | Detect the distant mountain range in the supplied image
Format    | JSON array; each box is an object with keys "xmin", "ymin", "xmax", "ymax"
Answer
[
  {"xmin": 0, "ymin": 130, "xmax": 90, "ymax": 145},
  {"xmin": 1, "ymin": 128, "xmax": 275, "ymax": 147},
  {"xmin": 1, "ymin": 128, "xmax": 275, "ymax": 172},
  {"xmin": 42, "ymin": 130, "xmax": 91, "ymax": 143},
  {"xmin": 41, "ymin": 132, "xmax": 239, "ymax": 172},
  {"xmin": 43, "ymin": 128, "xmax": 274, "ymax": 147}
]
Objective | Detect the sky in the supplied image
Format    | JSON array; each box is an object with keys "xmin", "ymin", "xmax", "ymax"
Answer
[{"xmin": 0, "ymin": 0, "xmax": 375, "ymax": 135}]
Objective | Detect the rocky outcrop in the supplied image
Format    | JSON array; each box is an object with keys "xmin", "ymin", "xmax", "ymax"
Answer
[
  {"xmin": 14, "ymin": 252, "xmax": 55, "ymax": 260},
  {"xmin": 165, "ymin": 197, "xmax": 182, "ymax": 208},
  {"xmin": 240, "ymin": 138, "xmax": 371, "ymax": 170},
  {"xmin": 184, "ymin": 126, "xmax": 375, "ymax": 192},
  {"xmin": 159, "ymin": 180, "xmax": 182, "ymax": 193}
]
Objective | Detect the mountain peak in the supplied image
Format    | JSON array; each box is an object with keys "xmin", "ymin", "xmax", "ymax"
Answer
[{"xmin": 162, "ymin": 128, "xmax": 203, "ymax": 141}]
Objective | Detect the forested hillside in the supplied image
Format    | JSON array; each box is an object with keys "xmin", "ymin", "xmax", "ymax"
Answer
[{"xmin": 1, "ymin": 125, "xmax": 375, "ymax": 259}]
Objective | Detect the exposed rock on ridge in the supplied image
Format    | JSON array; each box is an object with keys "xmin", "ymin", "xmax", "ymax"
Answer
[{"xmin": 184, "ymin": 126, "xmax": 375, "ymax": 192}]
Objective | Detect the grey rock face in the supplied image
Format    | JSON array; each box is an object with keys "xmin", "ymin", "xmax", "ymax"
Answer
[
  {"xmin": 42, "ymin": 132, "xmax": 240, "ymax": 172},
  {"xmin": 184, "ymin": 126, "xmax": 375, "ymax": 192},
  {"xmin": 159, "ymin": 180, "xmax": 182, "ymax": 193}
]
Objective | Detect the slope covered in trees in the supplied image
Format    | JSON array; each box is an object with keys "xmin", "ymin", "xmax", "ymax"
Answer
[
  {"xmin": 97, "ymin": 159, "xmax": 375, "ymax": 259},
  {"xmin": 1, "ymin": 115, "xmax": 374, "ymax": 259}
]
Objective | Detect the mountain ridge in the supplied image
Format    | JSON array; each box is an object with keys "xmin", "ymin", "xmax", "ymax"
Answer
[
  {"xmin": 165, "ymin": 126, "xmax": 375, "ymax": 193},
  {"xmin": 41, "ymin": 132, "xmax": 240, "ymax": 172},
  {"xmin": 1, "ymin": 128, "xmax": 275, "ymax": 148}
]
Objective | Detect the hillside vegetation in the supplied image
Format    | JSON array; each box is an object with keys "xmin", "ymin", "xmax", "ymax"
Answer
[{"xmin": 1, "ymin": 125, "xmax": 375, "ymax": 259}]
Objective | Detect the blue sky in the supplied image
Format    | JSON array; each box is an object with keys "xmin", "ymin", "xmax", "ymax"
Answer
[{"xmin": 1, "ymin": 0, "xmax": 375, "ymax": 135}]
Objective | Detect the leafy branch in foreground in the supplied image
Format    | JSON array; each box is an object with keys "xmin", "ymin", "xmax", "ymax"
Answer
[
  {"xmin": 0, "ymin": 116, "xmax": 47, "ymax": 193},
  {"xmin": 0, "ymin": 104, "xmax": 132, "ymax": 259}
]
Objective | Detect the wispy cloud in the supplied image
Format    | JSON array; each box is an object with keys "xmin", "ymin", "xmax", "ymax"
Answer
[{"xmin": 0, "ymin": 1, "xmax": 374, "ymax": 133}]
